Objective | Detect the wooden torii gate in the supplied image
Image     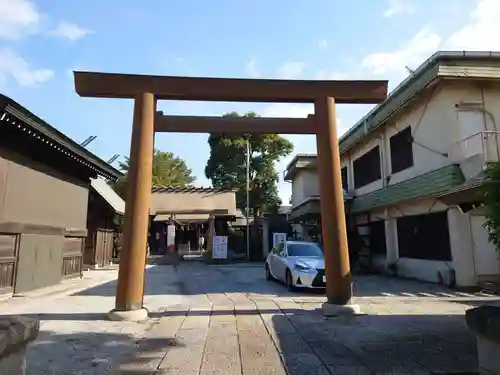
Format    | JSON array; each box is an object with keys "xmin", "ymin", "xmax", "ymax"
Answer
[{"xmin": 73, "ymin": 72, "xmax": 387, "ymax": 320}]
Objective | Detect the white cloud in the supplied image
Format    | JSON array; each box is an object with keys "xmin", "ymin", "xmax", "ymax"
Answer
[
  {"xmin": 363, "ymin": 0, "xmax": 500, "ymax": 79},
  {"xmin": 317, "ymin": 39, "xmax": 328, "ymax": 51},
  {"xmin": 0, "ymin": 0, "xmax": 41, "ymax": 40},
  {"xmin": 260, "ymin": 102, "xmax": 348, "ymax": 203},
  {"xmin": 49, "ymin": 21, "xmax": 92, "ymax": 41},
  {"xmin": 0, "ymin": 49, "xmax": 54, "ymax": 87},
  {"xmin": 362, "ymin": 27, "xmax": 441, "ymax": 76},
  {"xmin": 447, "ymin": 0, "xmax": 500, "ymax": 50},
  {"xmin": 245, "ymin": 58, "xmax": 260, "ymax": 78},
  {"xmin": 383, "ymin": 0, "xmax": 415, "ymax": 18},
  {"xmin": 277, "ymin": 61, "xmax": 304, "ymax": 79}
]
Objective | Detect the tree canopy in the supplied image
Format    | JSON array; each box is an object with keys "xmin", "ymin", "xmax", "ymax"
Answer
[
  {"xmin": 111, "ymin": 149, "xmax": 196, "ymax": 198},
  {"xmin": 204, "ymin": 111, "xmax": 293, "ymax": 215},
  {"xmin": 483, "ymin": 162, "xmax": 500, "ymax": 253}
]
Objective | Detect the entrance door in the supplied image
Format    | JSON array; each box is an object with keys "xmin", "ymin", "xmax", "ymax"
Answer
[
  {"xmin": 95, "ymin": 230, "xmax": 113, "ymax": 267},
  {"xmin": 456, "ymin": 111, "xmax": 484, "ymax": 159}
]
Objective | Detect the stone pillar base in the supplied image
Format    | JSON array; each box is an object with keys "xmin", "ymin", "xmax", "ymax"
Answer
[
  {"xmin": 108, "ymin": 308, "xmax": 148, "ymax": 322},
  {"xmin": 322, "ymin": 302, "xmax": 361, "ymax": 317},
  {"xmin": 466, "ymin": 303, "xmax": 500, "ymax": 375},
  {"xmin": 0, "ymin": 316, "xmax": 39, "ymax": 375}
]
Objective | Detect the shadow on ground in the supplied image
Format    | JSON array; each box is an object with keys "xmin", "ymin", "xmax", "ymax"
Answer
[
  {"xmin": 73, "ymin": 262, "xmax": 498, "ymax": 302},
  {"xmin": 270, "ymin": 311, "xmax": 478, "ymax": 374},
  {"xmin": 26, "ymin": 329, "xmax": 184, "ymax": 375},
  {"xmin": 104, "ymin": 307, "xmax": 480, "ymax": 374}
]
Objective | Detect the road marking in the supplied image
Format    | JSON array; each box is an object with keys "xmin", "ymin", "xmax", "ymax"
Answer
[
  {"xmin": 400, "ymin": 292, "xmax": 417, "ymax": 297},
  {"xmin": 418, "ymin": 292, "xmax": 436, "ymax": 297},
  {"xmin": 436, "ymin": 292, "xmax": 455, "ymax": 297}
]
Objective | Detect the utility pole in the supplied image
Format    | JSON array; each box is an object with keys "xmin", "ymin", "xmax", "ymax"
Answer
[{"xmin": 246, "ymin": 138, "xmax": 251, "ymax": 262}]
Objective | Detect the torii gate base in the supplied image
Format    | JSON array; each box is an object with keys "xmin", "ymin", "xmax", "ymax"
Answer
[{"xmin": 73, "ymin": 72, "xmax": 388, "ymax": 321}]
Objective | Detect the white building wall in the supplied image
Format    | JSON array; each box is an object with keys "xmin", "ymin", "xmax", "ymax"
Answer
[
  {"xmin": 290, "ymin": 79, "xmax": 500, "ymax": 287},
  {"xmin": 291, "ymin": 170, "xmax": 319, "ymax": 207}
]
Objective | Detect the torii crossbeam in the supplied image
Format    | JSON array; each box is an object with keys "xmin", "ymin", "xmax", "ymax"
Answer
[{"xmin": 73, "ymin": 71, "xmax": 388, "ymax": 321}]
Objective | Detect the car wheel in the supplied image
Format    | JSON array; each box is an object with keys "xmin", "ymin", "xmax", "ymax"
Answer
[
  {"xmin": 286, "ymin": 269, "xmax": 295, "ymax": 292},
  {"xmin": 265, "ymin": 263, "xmax": 273, "ymax": 280}
]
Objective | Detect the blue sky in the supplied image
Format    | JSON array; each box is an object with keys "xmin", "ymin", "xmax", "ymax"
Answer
[{"xmin": 0, "ymin": 0, "xmax": 497, "ymax": 203}]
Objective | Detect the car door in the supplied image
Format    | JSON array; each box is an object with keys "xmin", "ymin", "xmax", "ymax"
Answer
[{"xmin": 274, "ymin": 242, "xmax": 288, "ymax": 281}]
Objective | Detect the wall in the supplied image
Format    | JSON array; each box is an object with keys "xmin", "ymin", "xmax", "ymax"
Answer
[
  {"xmin": 0, "ymin": 155, "xmax": 89, "ymax": 228},
  {"xmin": 340, "ymin": 80, "xmax": 500, "ymax": 197},
  {"xmin": 469, "ymin": 213, "xmax": 500, "ymax": 279},
  {"xmin": 290, "ymin": 170, "xmax": 319, "ymax": 207},
  {"xmin": 0, "ymin": 150, "xmax": 90, "ymax": 293},
  {"xmin": 151, "ymin": 190, "xmax": 237, "ymax": 215}
]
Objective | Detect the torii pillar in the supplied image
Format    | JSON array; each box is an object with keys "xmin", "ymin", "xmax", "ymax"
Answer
[
  {"xmin": 315, "ymin": 97, "xmax": 358, "ymax": 315},
  {"xmin": 110, "ymin": 92, "xmax": 156, "ymax": 321}
]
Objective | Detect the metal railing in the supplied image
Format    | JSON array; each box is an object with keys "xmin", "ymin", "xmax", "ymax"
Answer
[{"xmin": 448, "ymin": 131, "xmax": 500, "ymax": 163}]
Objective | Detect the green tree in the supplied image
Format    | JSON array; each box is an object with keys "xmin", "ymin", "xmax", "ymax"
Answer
[
  {"xmin": 483, "ymin": 162, "xmax": 500, "ymax": 252},
  {"xmin": 204, "ymin": 111, "xmax": 293, "ymax": 215},
  {"xmin": 111, "ymin": 149, "xmax": 196, "ymax": 198}
]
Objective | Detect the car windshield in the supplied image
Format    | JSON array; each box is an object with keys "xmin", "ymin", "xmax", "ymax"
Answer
[{"xmin": 287, "ymin": 243, "xmax": 323, "ymax": 257}]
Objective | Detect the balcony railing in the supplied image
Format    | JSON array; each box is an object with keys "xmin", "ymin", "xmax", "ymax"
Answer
[{"xmin": 448, "ymin": 131, "xmax": 500, "ymax": 163}]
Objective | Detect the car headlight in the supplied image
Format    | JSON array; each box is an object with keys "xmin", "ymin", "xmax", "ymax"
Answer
[{"xmin": 294, "ymin": 263, "xmax": 311, "ymax": 272}]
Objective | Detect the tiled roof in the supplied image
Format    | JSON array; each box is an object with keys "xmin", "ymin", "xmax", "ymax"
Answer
[
  {"xmin": 151, "ymin": 187, "xmax": 235, "ymax": 194},
  {"xmin": 0, "ymin": 94, "xmax": 122, "ymax": 180},
  {"xmin": 350, "ymin": 164, "xmax": 465, "ymax": 214},
  {"xmin": 90, "ymin": 178, "xmax": 125, "ymax": 215}
]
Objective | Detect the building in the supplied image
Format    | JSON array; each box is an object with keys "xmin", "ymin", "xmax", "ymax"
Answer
[
  {"xmin": 84, "ymin": 177, "xmax": 125, "ymax": 268},
  {"xmin": 149, "ymin": 187, "xmax": 237, "ymax": 255},
  {"xmin": 0, "ymin": 94, "xmax": 122, "ymax": 294},
  {"xmin": 284, "ymin": 155, "xmax": 353, "ymax": 242},
  {"xmin": 286, "ymin": 51, "xmax": 500, "ymax": 288}
]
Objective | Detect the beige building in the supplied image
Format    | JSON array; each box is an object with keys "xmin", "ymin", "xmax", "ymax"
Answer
[{"xmin": 285, "ymin": 51, "xmax": 500, "ymax": 289}]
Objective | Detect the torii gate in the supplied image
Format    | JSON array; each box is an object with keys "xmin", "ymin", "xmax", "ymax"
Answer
[{"xmin": 73, "ymin": 72, "xmax": 387, "ymax": 320}]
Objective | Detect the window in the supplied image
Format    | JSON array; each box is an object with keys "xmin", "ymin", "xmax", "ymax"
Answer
[
  {"xmin": 353, "ymin": 146, "xmax": 381, "ymax": 188},
  {"xmin": 390, "ymin": 126, "xmax": 414, "ymax": 174},
  {"xmin": 369, "ymin": 221, "xmax": 387, "ymax": 255},
  {"xmin": 287, "ymin": 243, "xmax": 324, "ymax": 257},
  {"xmin": 275, "ymin": 243, "xmax": 285, "ymax": 257},
  {"xmin": 341, "ymin": 166, "xmax": 348, "ymax": 191},
  {"xmin": 397, "ymin": 212, "xmax": 451, "ymax": 261}
]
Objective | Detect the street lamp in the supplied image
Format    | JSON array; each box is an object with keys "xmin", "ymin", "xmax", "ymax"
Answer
[{"xmin": 246, "ymin": 137, "xmax": 251, "ymax": 262}]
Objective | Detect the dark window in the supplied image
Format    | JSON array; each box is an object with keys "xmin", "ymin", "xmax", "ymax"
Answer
[
  {"xmin": 341, "ymin": 167, "xmax": 348, "ymax": 190},
  {"xmin": 397, "ymin": 212, "xmax": 451, "ymax": 261},
  {"xmin": 287, "ymin": 242, "xmax": 323, "ymax": 257},
  {"xmin": 369, "ymin": 221, "xmax": 387, "ymax": 255},
  {"xmin": 353, "ymin": 146, "xmax": 381, "ymax": 188},
  {"xmin": 390, "ymin": 126, "xmax": 414, "ymax": 174}
]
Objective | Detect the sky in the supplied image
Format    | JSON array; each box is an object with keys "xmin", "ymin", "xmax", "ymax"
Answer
[{"xmin": 0, "ymin": 0, "xmax": 498, "ymax": 204}]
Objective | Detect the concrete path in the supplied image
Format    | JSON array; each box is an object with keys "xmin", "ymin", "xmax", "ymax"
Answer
[
  {"xmin": 1, "ymin": 262, "xmax": 498, "ymax": 374},
  {"xmin": 0, "ymin": 265, "xmax": 187, "ymax": 375},
  {"xmin": 116, "ymin": 262, "xmax": 498, "ymax": 374}
]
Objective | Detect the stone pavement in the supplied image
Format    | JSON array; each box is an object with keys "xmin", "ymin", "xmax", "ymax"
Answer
[
  {"xmin": 1, "ymin": 261, "xmax": 498, "ymax": 374},
  {"xmin": 115, "ymin": 262, "xmax": 499, "ymax": 375},
  {"xmin": 0, "ymin": 265, "xmax": 187, "ymax": 375}
]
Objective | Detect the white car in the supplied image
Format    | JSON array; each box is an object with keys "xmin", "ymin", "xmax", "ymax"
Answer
[{"xmin": 265, "ymin": 240, "xmax": 325, "ymax": 291}]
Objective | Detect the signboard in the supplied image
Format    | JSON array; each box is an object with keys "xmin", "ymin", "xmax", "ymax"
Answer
[
  {"xmin": 272, "ymin": 233, "xmax": 287, "ymax": 248},
  {"xmin": 167, "ymin": 225, "xmax": 176, "ymax": 252},
  {"xmin": 212, "ymin": 236, "xmax": 228, "ymax": 259}
]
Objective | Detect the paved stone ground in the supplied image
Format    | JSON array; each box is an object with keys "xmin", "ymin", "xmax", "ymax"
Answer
[
  {"xmin": 0, "ymin": 265, "xmax": 187, "ymax": 375},
  {"xmin": 116, "ymin": 262, "xmax": 499, "ymax": 375},
  {"xmin": 1, "ymin": 261, "xmax": 498, "ymax": 374}
]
